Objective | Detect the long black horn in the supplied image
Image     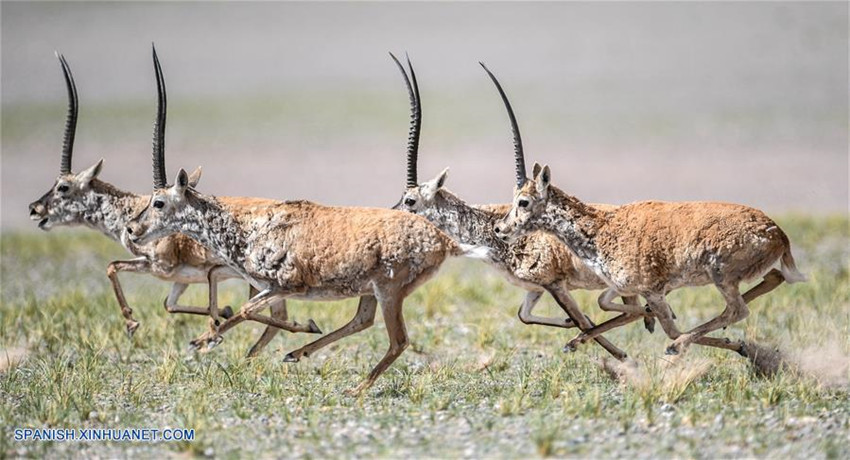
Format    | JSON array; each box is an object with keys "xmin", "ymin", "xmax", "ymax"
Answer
[
  {"xmin": 480, "ymin": 62, "xmax": 526, "ymax": 187},
  {"xmin": 56, "ymin": 52, "xmax": 78, "ymax": 175},
  {"xmin": 152, "ymin": 43, "xmax": 167, "ymax": 189},
  {"xmin": 389, "ymin": 52, "xmax": 421, "ymax": 188}
]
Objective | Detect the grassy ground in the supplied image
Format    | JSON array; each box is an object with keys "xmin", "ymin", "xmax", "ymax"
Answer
[{"xmin": 1, "ymin": 215, "xmax": 848, "ymax": 458}]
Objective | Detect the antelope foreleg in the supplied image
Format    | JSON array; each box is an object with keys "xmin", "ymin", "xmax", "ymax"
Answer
[
  {"xmin": 189, "ymin": 290, "xmax": 318, "ymax": 351},
  {"xmin": 106, "ymin": 257, "xmax": 150, "ymax": 338},
  {"xmin": 162, "ymin": 281, "xmax": 234, "ymax": 319},
  {"xmin": 517, "ymin": 290, "xmax": 577, "ymax": 329},
  {"xmin": 546, "ymin": 285, "xmax": 628, "ymax": 360},
  {"xmin": 246, "ymin": 284, "xmax": 289, "ymax": 358}
]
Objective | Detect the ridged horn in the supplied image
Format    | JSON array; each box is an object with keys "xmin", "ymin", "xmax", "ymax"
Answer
[
  {"xmin": 389, "ymin": 52, "xmax": 421, "ymax": 188},
  {"xmin": 479, "ymin": 62, "xmax": 526, "ymax": 187},
  {"xmin": 152, "ymin": 43, "xmax": 167, "ymax": 189},
  {"xmin": 56, "ymin": 52, "xmax": 78, "ymax": 175}
]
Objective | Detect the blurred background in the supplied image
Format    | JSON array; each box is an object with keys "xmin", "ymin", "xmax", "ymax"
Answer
[{"xmin": 2, "ymin": 2, "xmax": 847, "ymax": 230}]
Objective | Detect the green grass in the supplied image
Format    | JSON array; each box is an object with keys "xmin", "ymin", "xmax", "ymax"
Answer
[{"xmin": 1, "ymin": 215, "xmax": 848, "ymax": 458}]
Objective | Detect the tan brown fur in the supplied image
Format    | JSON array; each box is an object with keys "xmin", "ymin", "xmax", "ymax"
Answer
[
  {"xmin": 479, "ymin": 62, "xmax": 803, "ymax": 358},
  {"xmin": 126, "ymin": 170, "xmax": 468, "ymax": 394},
  {"xmin": 496, "ymin": 165, "xmax": 805, "ymax": 355},
  {"xmin": 400, "ymin": 173, "xmax": 649, "ymax": 359},
  {"xmin": 481, "ymin": 203, "xmax": 593, "ymax": 288},
  {"xmin": 493, "ymin": 202, "xmax": 619, "ymax": 290},
  {"xmin": 594, "ymin": 200, "xmax": 789, "ymax": 293},
  {"xmin": 223, "ymin": 199, "xmax": 460, "ymax": 296}
]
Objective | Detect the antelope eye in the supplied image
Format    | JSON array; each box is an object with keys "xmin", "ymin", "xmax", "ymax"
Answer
[
  {"xmin": 404, "ymin": 198, "xmax": 416, "ymax": 207},
  {"xmin": 518, "ymin": 199, "xmax": 530, "ymax": 208},
  {"xmin": 57, "ymin": 184, "xmax": 69, "ymax": 193},
  {"xmin": 153, "ymin": 200, "xmax": 165, "ymax": 209}
]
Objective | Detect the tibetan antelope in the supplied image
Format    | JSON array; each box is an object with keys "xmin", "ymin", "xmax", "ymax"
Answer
[
  {"xmin": 28, "ymin": 49, "xmax": 310, "ymax": 357},
  {"xmin": 390, "ymin": 55, "xmax": 657, "ymax": 360},
  {"xmin": 487, "ymin": 66, "xmax": 806, "ymax": 356},
  {"xmin": 124, "ymin": 57, "xmax": 484, "ymax": 396}
]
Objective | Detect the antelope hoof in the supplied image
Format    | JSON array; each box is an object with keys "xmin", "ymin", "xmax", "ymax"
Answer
[
  {"xmin": 188, "ymin": 333, "xmax": 215, "ymax": 351},
  {"xmin": 344, "ymin": 382, "xmax": 369, "ymax": 397},
  {"xmin": 220, "ymin": 306, "xmax": 234, "ymax": 319},
  {"xmin": 283, "ymin": 352, "xmax": 300, "ymax": 363},
  {"xmin": 562, "ymin": 342, "xmax": 578, "ymax": 353},
  {"xmin": 643, "ymin": 317, "xmax": 656, "ymax": 334},
  {"xmin": 665, "ymin": 340, "xmax": 687, "ymax": 356},
  {"xmin": 308, "ymin": 319, "xmax": 322, "ymax": 334},
  {"xmin": 206, "ymin": 335, "xmax": 223, "ymax": 350},
  {"xmin": 126, "ymin": 321, "xmax": 140, "ymax": 338}
]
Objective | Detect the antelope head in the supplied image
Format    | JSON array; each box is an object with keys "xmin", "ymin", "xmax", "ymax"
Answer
[
  {"xmin": 127, "ymin": 45, "xmax": 200, "ymax": 245},
  {"xmin": 127, "ymin": 168, "xmax": 197, "ymax": 246},
  {"xmin": 384, "ymin": 52, "xmax": 449, "ymax": 213},
  {"xmin": 494, "ymin": 162, "xmax": 551, "ymax": 243},
  {"xmin": 28, "ymin": 53, "xmax": 106, "ymax": 230},
  {"xmin": 478, "ymin": 63, "xmax": 551, "ymax": 242}
]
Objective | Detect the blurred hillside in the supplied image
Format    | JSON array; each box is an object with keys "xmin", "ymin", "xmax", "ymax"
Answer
[{"xmin": 2, "ymin": 2, "xmax": 847, "ymax": 230}]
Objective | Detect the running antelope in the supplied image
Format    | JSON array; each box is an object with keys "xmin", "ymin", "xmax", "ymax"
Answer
[
  {"xmin": 28, "ymin": 49, "xmax": 309, "ymax": 357},
  {"xmin": 124, "ymin": 57, "xmax": 484, "ymax": 396},
  {"xmin": 486, "ymin": 66, "xmax": 806, "ymax": 356},
  {"xmin": 390, "ymin": 55, "xmax": 655, "ymax": 360}
]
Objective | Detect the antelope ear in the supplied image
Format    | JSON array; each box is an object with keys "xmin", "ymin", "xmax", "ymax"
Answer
[
  {"xmin": 422, "ymin": 167, "xmax": 450, "ymax": 199},
  {"xmin": 531, "ymin": 162, "xmax": 542, "ymax": 178},
  {"xmin": 77, "ymin": 159, "xmax": 104, "ymax": 185},
  {"xmin": 435, "ymin": 167, "xmax": 450, "ymax": 189},
  {"xmin": 535, "ymin": 164, "xmax": 551, "ymax": 192},
  {"xmin": 188, "ymin": 166, "xmax": 203, "ymax": 187},
  {"xmin": 174, "ymin": 168, "xmax": 190, "ymax": 195}
]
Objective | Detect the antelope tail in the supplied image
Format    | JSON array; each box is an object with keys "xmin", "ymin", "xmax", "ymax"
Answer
[{"xmin": 780, "ymin": 245, "xmax": 807, "ymax": 284}]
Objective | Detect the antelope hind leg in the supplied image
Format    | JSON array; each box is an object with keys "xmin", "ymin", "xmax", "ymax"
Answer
[
  {"xmin": 284, "ymin": 295, "xmax": 378, "ymax": 363},
  {"xmin": 672, "ymin": 269, "xmax": 786, "ymax": 355},
  {"xmin": 666, "ymin": 283, "xmax": 748, "ymax": 355}
]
